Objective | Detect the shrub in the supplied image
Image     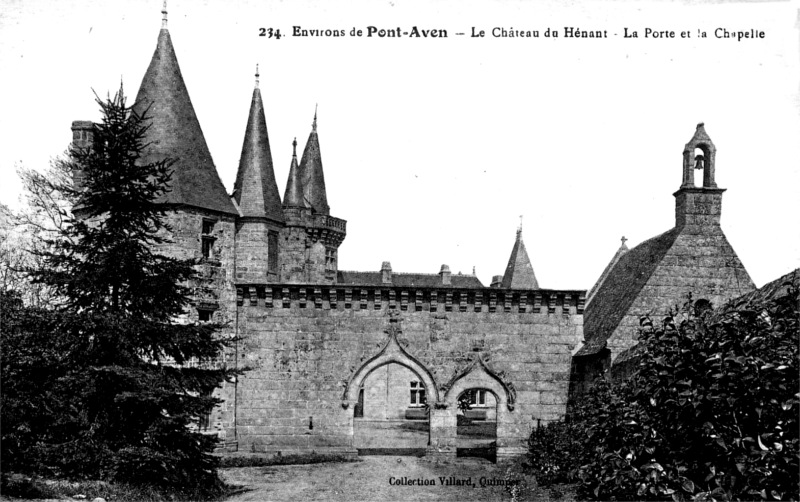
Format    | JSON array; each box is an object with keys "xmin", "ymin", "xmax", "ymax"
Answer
[
  {"xmin": 527, "ymin": 421, "xmax": 586, "ymax": 486},
  {"xmin": 575, "ymin": 286, "xmax": 799, "ymax": 501}
]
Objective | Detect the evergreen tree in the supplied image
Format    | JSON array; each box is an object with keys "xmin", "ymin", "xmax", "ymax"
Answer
[{"xmin": 5, "ymin": 87, "xmax": 236, "ymax": 494}]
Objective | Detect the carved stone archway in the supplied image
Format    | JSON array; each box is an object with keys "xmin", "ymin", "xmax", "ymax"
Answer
[
  {"xmin": 428, "ymin": 353, "xmax": 521, "ymax": 461},
  {"xmin": 342, "ymin": 311, "xmax": 440, "ymax": 409},
  {"xmin": 442, "ymin": 354, "xmax": 516, "ymax": 410}
]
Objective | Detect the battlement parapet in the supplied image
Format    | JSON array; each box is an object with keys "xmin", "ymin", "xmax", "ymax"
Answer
[
  {"xmin": 283, "ymin": 208, "xmax": 347, "ymax": 247},
  {"xmin": 235, "ymin": 283, "xmax": 586, "ymax": 316}
]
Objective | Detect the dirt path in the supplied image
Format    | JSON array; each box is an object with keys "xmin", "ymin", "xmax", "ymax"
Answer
[{"xmin": 221, "ymin": 456, "xmax": 548, "ymax": 502}]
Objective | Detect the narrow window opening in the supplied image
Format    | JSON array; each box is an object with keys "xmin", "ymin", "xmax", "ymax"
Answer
[
  {"xmin": 268, "ymin": 230, "xmax": 279, "ymax": 273},
  {"xmin": 201, "ymin": 219, "xmax": 217, "ymax": 260}
]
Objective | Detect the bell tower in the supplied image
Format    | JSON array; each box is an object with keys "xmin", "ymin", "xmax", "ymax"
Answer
[{"xmin": 674, "ymin": 123, "xmax": 726, "ymax": 228}]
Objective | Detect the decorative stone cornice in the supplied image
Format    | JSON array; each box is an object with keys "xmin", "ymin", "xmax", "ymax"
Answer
[{"xmin": 235, "ymin": 283, "xmax": 586, "ymax": 316}]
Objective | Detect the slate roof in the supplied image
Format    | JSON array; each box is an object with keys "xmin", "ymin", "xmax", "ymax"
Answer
[
  {"xmin": 232, "ymin": 86, "xmax": 285, "ymax": 222},
  {"xmin": 133, "ymin": 29, "xmax": 237, "ymax": 216},
  {"xmin": 298, "ymin": 114, "xmax": 330, "ymax": 215},
  {"xmin": 576, "ymin": 228, "xmax": 681, "ymax": 357},
  {"xmin": 501, "ymin": 229, "xmax": 539, "ymax": 289},
  {"xmin": 586, "ymin": 238, "xmax": 629, "ymax": 305},
  {"xmin": 336, "ymin": 270, "xmax": 484, "ymax": 288},
  {"xmin": 720, "ymin": 268, "xmax": 799, "ymax": 312},
  {"xmin": 283, "ymin": 139, "xmax": 307, "ymax": 208}
]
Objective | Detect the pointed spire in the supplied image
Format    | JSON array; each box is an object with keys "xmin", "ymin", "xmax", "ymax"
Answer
[
  {"xmin": 283, "ymin": 138, "xmax": 308, "ymax": 208},
  {"xmin": 133, "ymin": 17, "xmax": 237, "ymax": 215},
  {"xmin": 232, "ymin": 74, "xmax": 284, "ymax": 222},
  {"xmin": 161, "ymin": 0, "xmax": 168, "ymax": 29},
  {"xmin": 298, "ymin": 107, "xmax": 330, "ymax": 214},
  {"xmin": 500, "ymin": 226, "xmax": 539, "ymax": 289}
]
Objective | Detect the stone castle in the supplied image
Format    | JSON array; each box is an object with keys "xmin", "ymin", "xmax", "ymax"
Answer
[{"xmin": 69, "ymin": 11, "xmax": 754, "ymax": 460}]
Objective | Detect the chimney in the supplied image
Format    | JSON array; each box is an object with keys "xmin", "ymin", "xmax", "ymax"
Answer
[
  {"xmin": 381, "ymin": 261, "xmax": 392, "ymax": 284},
  {"xmin": 439, "ymin": 264, "xmax": 451, "ymax": 285},
  {"xmin": 490, "ymin": 275, "xmax": 503, "ymax": 288}
]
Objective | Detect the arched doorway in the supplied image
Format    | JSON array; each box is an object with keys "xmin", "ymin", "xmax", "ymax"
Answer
[
  {"xmin": 353, "ymin": 362, "xmax": 431, "ymax": 456},
  {"xmin": 456, "ymin": 388, "xmax": 498, "ymax": 461}
]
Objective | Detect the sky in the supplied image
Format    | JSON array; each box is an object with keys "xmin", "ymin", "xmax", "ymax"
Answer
[{"xmin": 1, "ymin": 0, "xmax": 798, "ymax": 290}]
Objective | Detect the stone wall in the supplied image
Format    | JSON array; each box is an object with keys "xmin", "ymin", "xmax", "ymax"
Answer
[
  {"xmin": 230, "ymin": 285, "xmax": 585, "ymax": 459},
  {"xmin": 605, "ymin": 227, "xmax": 753, "ymax": 360},
  {"xmin": 155, "ymin": 208, "xmax": 239, "ymax": 445},
  {"xmin": 235, "ymin": 218, "xmax": 281, "ymax": 283}
]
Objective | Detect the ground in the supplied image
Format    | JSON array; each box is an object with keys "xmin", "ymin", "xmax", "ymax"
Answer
[
  {"xmin": 221, "ymin": 455, "xmax": 576, "ymax": 502},
  {"xmin": 0, "ymin": 455, "xmax": 576, "ymax": 501}
]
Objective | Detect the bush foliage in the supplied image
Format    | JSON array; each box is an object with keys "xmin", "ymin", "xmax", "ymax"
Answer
[
  {"xmin": 0, "ymin": 89, "xmax": 237, "ymax": 497},
  {"xmin": 528, "ymin": 286, "xmax": 799, "ymax": 501}
]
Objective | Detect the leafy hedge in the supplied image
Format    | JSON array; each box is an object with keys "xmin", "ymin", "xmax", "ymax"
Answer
[{"xmin": 528, "ymin": 285, "xmax": 799, "ymax": 501}]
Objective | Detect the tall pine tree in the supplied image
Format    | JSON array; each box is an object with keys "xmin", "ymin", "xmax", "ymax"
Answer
[{"xmin": 19, "ymin": 87, "xmax": 237, "ymax": 492}]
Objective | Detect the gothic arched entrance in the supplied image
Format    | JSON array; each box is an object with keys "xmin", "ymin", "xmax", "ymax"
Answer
[
  {"xmin": 352, "ymin": 362, "xmax": 432, "ymax": 454},
  {"xmin": 455, "ymin": 387, "xmax": 498, "ymax": 461},
  {"xmin": 428, "ymin": 354, "xmax": 517, "ymax": 462},
  {"xmin": 342, "ymin": 312, "xmax": 439, "ymax": 455}
]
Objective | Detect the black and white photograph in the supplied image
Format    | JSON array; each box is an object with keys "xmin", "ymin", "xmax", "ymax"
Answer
[{"xmin": 1, "ymin": 0, "xmax": 798, "ymax": 500}]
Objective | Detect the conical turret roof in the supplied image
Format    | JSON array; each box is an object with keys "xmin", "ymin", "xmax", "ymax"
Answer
[
  {"xmin": 501, "ymin": 228, "xmax": 539, "ymax": 289},
  {"xmin": 232, "ymin": 77, "xmax": 284, "ymax": 222},
  {"xmin": 133, "ymin": 28, "xmax": 237, "ymax": 215},
  {"xmin": 298, "ymin": 112, "xmax": 330, "ymax": 215},
  {"xmin": 283, "ymin": 138, "xmax": 308, "ymax": 208}
]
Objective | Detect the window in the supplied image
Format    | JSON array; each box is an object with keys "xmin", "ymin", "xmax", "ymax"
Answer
[
  {"xmin": 410, "ymin": 381, "xmax": 426, "ymax": 407},
  {"xmin": 198, "ymin": 309, "xmax": 213, "ymax": 322},
  {"xmin": 325, "ymin": 247, "xmax": 337, "ymax": 270},
  {"xmin": 198, "ymin": 390, "xmax": 212, "ymax": 431},
  {"xmin": 354, "ymin": 386, "xmax": 364, "ymax": 418},
  {"xmin": 201, "ymin": 219, "xmax": 216, "ymax": 260},
  {"xmin": 268, "ymin": 230, "xmax": 279, "ymax": 273},
  {"xmin": 469, "ymin": 389, "xmax": 487, "ymax": 407}
]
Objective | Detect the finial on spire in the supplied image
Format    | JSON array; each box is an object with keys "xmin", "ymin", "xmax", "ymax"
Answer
[
  {"xmin": 292, "ymin": 137, "xmax": 297, "ymax": 157},
  {"xmin": 621, "ymin": 236, "xmax": 628, "ymax": 246},
  {"xmin": 161, "ymin": 0, "xmax": 168, "ymax": 29},
  {"xmin": 518, "ymin": 215, "xmax": 523, "ymax": 236},
  {"xmin": 312, "ymin": 104, "xmax": 318, "ymax": 132},
  {"xmin": 255, "ymin": 64, "xmax": 260, "ymax": 89}
]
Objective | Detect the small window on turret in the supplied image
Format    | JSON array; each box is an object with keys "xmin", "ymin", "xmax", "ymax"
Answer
[
  {"xmin": 325, "ymin": 247, "xmax": 337, "ymax": 270},
  {"xmin": 201, "ymin": 219, "xmax": 217, "ymax": 260},
  {"xmin": 268, "ymin": 231, "xmax": 279, "ymax": 273}
]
